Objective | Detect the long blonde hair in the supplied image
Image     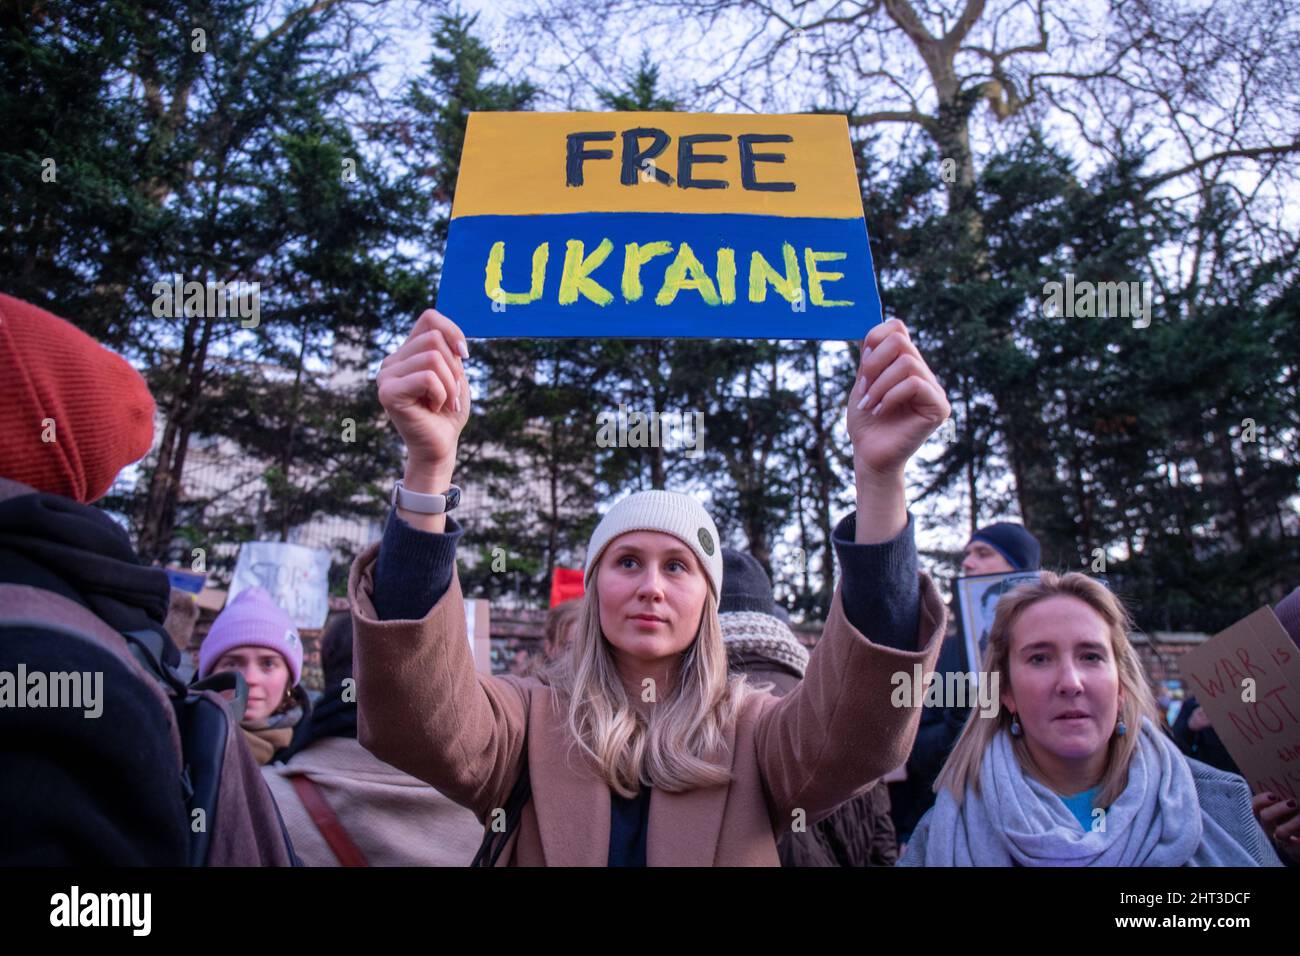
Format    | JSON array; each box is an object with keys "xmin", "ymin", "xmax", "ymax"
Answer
[
  {"xmin": 542, "ymin": 563, "xmax": 759, "ymax": 797},
  {"xmin": 935, "ymin": 571, "xmax": 1162, "ymax": 808}
]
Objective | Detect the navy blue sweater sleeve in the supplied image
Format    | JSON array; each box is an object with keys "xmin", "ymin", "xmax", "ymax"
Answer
[
  {"xmin": 831, "ymin": 511, "xmax": 920, "ymax": 651},
  {"xmin": 371, "ymin": 510, "xmax": 464, "ymax": 621}
]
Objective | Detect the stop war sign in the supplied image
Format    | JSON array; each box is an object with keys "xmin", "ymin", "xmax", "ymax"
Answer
[{"xmin": 228, "ymin": 540, "xmax": 331, "ymax": 630}]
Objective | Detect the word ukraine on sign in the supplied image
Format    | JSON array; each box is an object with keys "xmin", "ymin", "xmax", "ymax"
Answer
[{"xmin": 438, "ymin": 112, "xmax": 881, "ymax": 339}]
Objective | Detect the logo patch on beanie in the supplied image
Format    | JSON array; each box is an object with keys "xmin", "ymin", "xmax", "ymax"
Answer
[
  {"xmin": 697, "ymin": 527, "xmax": 715, "ymax": 556},
  {"xmin": 284, "ymin": 629, "xmax": 300, "ymax": 650}
]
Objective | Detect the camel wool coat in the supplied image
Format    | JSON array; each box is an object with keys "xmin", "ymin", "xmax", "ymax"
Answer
[{"xmin": 349, "ymin": 543, "xmax": 947, "ymax": 866}]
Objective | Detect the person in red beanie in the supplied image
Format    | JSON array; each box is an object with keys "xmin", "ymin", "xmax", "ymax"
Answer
[
  {"xmin": 0, "ymin": 292, "xmax": 156, "ymax": 503},
  {"xmin": 0, "ymin": 293, "xmax": 296, "ymax": 866},
  {"xmin": 0, "ymin": 293, "xmax": 191, "ymax": 863}
]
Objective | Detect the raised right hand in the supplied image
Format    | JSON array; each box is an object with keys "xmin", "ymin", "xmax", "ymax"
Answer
[{"xmin": 377, "ymin": 309, "xmax": 470, "ymax": 481}]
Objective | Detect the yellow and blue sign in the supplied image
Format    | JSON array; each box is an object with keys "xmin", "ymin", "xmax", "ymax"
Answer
[{"xmin": 438, "ymin": 112, "xmax": 880, "ymax": 339}]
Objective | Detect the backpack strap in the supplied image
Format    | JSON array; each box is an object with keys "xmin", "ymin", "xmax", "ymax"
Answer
[
  {"xmin": 287, "ymin": 774, "xmax": 369, "ymax": 867},
  {"xmin": 120, "ymin": 627, "xmax": 191, "ymax": 697},
  {"xmin": 190, "ymin": 670, "xmax": 248, "ymax": 723},
  {"xmin": 471, "ymin": 723, "xmax": 531, "ymax": 867}
]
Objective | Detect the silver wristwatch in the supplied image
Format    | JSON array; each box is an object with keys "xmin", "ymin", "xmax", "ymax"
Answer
[{"xmin": 392, "ymin": 479, "xmax": 462, "ymax": 514}]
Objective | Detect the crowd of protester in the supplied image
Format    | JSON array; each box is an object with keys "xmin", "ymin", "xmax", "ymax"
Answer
[{"xmin": 1, "ymin": 292, "xmax": 1296, "ymax": 866}]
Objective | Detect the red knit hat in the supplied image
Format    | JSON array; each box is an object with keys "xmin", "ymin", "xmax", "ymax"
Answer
[{"xmin": 0, "ymin": 292, "xmax": 156, "ymax": 503}]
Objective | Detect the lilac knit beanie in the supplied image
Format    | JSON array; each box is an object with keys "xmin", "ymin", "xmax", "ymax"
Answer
[{"xmin": 198, "ymin": 587, "xmax": 303, "ymax": 685}]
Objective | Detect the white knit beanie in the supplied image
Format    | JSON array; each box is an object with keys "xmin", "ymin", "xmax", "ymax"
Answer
[{"xmin": 584, "ymin": 490, "xmax": 723, "ymax": 598}]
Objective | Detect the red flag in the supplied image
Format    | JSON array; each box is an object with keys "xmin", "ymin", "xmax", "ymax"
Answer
[{"xmin": 550, "ymin": 568, "xmax": 585, "ymax": 608}]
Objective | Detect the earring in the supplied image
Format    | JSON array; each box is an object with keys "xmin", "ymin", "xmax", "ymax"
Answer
[
  {"xmin": 1115, "ymin": 716, "xmax": 1127, "ymax": 736},
  {"xmin": 1010, "ymin": 714, "xmax": 1022, "ymax": 737}
]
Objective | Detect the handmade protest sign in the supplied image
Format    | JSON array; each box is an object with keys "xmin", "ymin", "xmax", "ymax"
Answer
[
  {"xmin": 228, "ymin": 541, "xmax": 331, "ymax": 630},
  {"xmin": 438, "ymin": 112, "xmax": 881, "ymax": 339},
  {"xmin": 1181, "ymin": 607, "xmax": 1300, "ymax": 799}
]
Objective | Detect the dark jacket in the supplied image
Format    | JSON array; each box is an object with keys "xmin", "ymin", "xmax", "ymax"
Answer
[
  {"xmin": 1170, "ymin": 697, "xmax": 1241, "ymax": 776},
  {"xmin": 0, "ymin": 478, "xmax": 295, "ymax": 865},
  {"xmin": 0, "ymin": 481, "xmax": 190, "ymax": 864},
  {"xmin": 279, "ymin": 683, "xmax": 357, "ymax": 762},
  {"xmin": 888, "ymin": 608, "xmax": 971, "ymax": 842}
]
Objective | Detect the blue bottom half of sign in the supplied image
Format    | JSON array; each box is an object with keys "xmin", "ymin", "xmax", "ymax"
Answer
[{"xmin": 438, "ymin": 211, "xmax": 882, "ymax": 340}]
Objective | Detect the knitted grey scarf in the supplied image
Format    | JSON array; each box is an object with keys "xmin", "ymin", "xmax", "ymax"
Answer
[{"xmin": 909, "ymin": 717, "xmax": 1259, "ymax": 866}]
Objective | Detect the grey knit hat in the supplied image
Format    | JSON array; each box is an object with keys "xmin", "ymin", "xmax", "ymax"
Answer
[{"xmin": 584, "ymin": 490, "xmax": 723, "ymax": 598}]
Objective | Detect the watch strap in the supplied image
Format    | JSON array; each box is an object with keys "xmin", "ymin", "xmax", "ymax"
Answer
[{"xmin": 392, "ymin": 479, "xmax": 461, "ymax": 514}]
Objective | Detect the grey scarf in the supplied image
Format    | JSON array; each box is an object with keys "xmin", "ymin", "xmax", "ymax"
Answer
[{"xmin": 912, "ymin": 717, "xmax": 1259, "ymax": 866}]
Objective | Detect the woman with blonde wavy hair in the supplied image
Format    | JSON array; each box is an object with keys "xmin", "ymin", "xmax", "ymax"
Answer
[
  {"xmin": 347, "ymin": 310, "xmax": 951, "ymax": 866},
  {"xmin": 900, "ymin": 572, "xmax": 1282, "ymax": 866}
]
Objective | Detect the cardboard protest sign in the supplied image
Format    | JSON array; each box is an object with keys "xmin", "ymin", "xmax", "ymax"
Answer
[
  {"xmin": 228, "ymin": 541, "xmax": 332, "ymax": 630},
  {"xmin": 1180, "ymin": 607, "xmax": 1300, "ymax": 799},
  {"xmin": 439, "ymin": 112, "xmax": 881, "ymax": 339}
]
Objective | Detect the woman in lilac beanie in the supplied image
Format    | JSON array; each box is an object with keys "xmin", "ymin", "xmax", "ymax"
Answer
[{"xmin": 199, "ymin": 587, "xmax": 313, "ymax": 765}]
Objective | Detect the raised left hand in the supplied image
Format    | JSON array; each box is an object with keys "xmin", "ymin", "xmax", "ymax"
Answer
[{"xmin": 847, "ymin": 318, "xmax": 951, "ymax": 482}]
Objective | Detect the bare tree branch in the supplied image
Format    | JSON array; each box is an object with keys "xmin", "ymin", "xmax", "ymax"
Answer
[{"xmin": 1145, "ymin": 141, "xmax": 1300, "ymax": 190}]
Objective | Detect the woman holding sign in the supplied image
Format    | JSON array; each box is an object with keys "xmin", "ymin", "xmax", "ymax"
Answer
[
  {"xmin": 899, "ymin": 573, "xmax": 1283, "ymax": 867},
  {"xmin": 348, "ymin": 311, "xmax": 948, "ymax": 866}
]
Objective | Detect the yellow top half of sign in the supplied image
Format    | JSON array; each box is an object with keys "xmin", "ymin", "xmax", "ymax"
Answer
[{"xmin": 450, "ymin": 112, "xmax": 864, "ymax": 220}]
